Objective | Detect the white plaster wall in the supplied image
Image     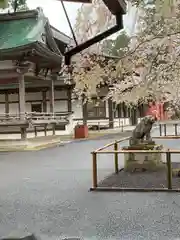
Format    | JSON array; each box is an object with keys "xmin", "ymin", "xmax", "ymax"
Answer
[
  {"xmin": 105, "ymin": 100, "xmax": 109, "ymax": 118},
  {"xmin": 0, "ymin": 92, "xmax": 69, "ymax": 115},
  {"xmin": 0, "ymin": 60, "xmax": 14, "ymax": 70},
  {"xmin": 8, "ymin": 93, "xmax": 18, "ymax": 102},
  {"xmin": 54, "ymin": 100, "xmax": 68, "ymax": 112},
  {"xmin": 46, "ymin": 102, "xmax": 50, "ymax": 112},
  {"xmin": 26, "ymin": 102, "xmax": 32, "ymax": 112},
  {"xmin": 114, "ymin": 118, "xmax": 130, "ymax": 127},
  {"xmin": 73, "ymin": 118, "xmax": 131, "ymax": 129},
  {"xmin": 0, "ymin": 104, "xmax": 5, "ymax": 114},
  {"xmin": 54, "ymin": 90, "xmax": 67, "ymax": 99},
  {"xmin": 26, "ymin": 92, "xmax": 42, "ymax": 101},
  {"xmin": 45, "ymin": 100, "xmax": 68, "ymax": 112},
  {"xmin": 0, "ymin": 94, "xmax": 5, "ymax": 102},
  {"xmin": 9, "ymin": 103, "xmax": 19, "ymax": 114}
]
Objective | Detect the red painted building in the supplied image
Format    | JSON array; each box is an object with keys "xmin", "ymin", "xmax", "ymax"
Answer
[{"xmin": 146, "ymin": 102, "xmax": 168, "ymax": 120}]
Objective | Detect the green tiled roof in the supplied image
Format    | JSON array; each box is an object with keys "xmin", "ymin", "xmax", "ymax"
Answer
[
  {"xmin": 0, "ymin": 8, "xmax": 63, "ymax": 67},
  {"xmin": 0, "ymin": 9, "xmax": 46, "ymax": 50}
]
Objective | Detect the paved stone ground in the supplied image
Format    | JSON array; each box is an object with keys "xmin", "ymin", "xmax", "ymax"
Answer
[{"xmin": 1, "ymin": 129, "xmax": 180, "ymax": 239}]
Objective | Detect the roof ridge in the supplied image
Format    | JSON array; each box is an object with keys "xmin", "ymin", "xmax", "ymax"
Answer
[
  {"xmin": 0, "ymin": 7, "xmax": 44, "ymax": 21},
  {"xmin": 50, "ymin": 25, "xmax": 71, "ymax": 39}
]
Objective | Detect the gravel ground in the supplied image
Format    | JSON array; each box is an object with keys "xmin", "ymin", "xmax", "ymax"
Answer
[
  {"xmin": 98, "ymin": 163, "xmax": 180, "ymax": 189},
  {"xmin": 98, "ymin": 127, "xmax": 180, "ymax": 189},
  {"xmin": 1, "ymin": 129, "xmax": 180, "ymax": 239}
]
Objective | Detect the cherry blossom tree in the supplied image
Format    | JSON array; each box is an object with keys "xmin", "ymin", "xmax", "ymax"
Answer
[
  {"xmin": 9, "ymin": 0, "xmax": 28, "ymax": 12},
  {"xmin": 70, "ymin": 0, "xmax": 117, "ymax": 101},
  {"xmin": 0, "ymin": 0, "xmax": 28, "ymax": 12},
  {"xmin": 72, "ymin": 0, "xmax": 180, "ymax": 108},
  {"xmin": 109, "ymin": 0, "xmax": 180, "ymax": 106},
  {"xmin": 74, "ymin": 0, "xmax": 115, "ymax": 51}
]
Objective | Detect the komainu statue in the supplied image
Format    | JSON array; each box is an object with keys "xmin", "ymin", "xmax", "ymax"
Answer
[{"xmin": 129, "ymin": 115, "xmax": 157, "ymax": 146}]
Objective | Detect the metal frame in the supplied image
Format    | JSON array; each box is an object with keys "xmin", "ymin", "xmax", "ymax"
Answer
[{"xmin": 60, "ymin": 0, "xmax": 126, "ymax": 65}]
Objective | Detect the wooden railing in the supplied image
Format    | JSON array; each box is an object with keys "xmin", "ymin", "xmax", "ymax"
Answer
[
  {"xmin": 27, "ymin": 112, "xmax": 73, "ymax": 122},
  {"xmin": 91, "ymin": 147, "xmax": 177, "ymax": 192},
  {"xmin": 90, "ymin": 120, "xmax": 180, "ymax": 192},
  {"xmin": 76, "ymin": 119, "xmax": 126, "ymax": 131},
  {"xmin": 0, "ymin": 113, "xmax": 21, "ymax": 122},
  {"xmin": 157, "ymin": 120, "xmax": 180, "ymax": 137},
  {"xmin": 0, "ymin": 112, "xmax": 73, "ymax": 125}
]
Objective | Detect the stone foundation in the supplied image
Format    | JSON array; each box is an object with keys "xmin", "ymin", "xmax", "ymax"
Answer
[{"xmin": 122, "ymin": 143, "xmax": 165, "ymax": 172}]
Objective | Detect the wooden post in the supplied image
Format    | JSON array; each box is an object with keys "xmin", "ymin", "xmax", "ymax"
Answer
[
  {"xmin": 21, "ymin": 127, "xmax": 27, "ymax": 140},
  {"xmin": 42, "ymin": 90, "xmax": 47, "ymax": 112},
  {"xmin": 5, "ymin": 91, "xmax": 9, "ymax": 117},
  {"xmin": 67, "ymin": 88, "xmax": 72, "ymax": 112},
  {"xmin": 82, "ymin": 96, "xmax": 87, "ymax": 125},
  {"xmin": 166, "ymin": 150, "xmax": 172, "ymax": 189},
  {"xmin": 92, "ymin": 152, "xmax": 97, "ymax": 188},
  {"xmin": 52, "ymin": 124, "xmax": 56, "ymax": 135},
  {"xmin": 121, "ymin": 121, "xmax": 124, "ymax": 132},
  {"xmin": 159, "ymin": 124, "xmax": 162, "ymax": 136},
  {"xmin": 19, "ymin": 74, "xmax": 26, "ymax": 119},
  {"xmin": 44, "ymin": 124, "xmax": 47, "ymax": 136},
  {"xmin": 34, "ymin": 126, "xmax": 37, "ymax": 137},
  {"xmin": 19, "ymin": 74, "xmax": 27, "ymax": 140},
  {"xmin": 164, "ymin": 124, "xmax": 167, "ymax": 136},
  {"xmin": 175, "ymin": 124, "xmax": 178, "ymax": 136},
  {"xmin": 130, "ymin": 107, "xmax": 138, "ymax": 126},
  {"xmin": 49, "ymin": 80, "xmax": 55, "ymax": 136},
  {"xmin": 49, "ymin": 80, "xmax": 55, "ymax": 114},
  {"xmin": 108, "ymin": 98, "xmax": 114, "ymax": 129},
  {"xmin": 114, "ymin": 141, "xmax": 119, "ymax": 174}
]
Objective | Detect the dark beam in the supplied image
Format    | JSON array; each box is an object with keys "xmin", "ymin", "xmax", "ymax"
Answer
[
  {"xmin": 82, "ymin": 97, "xmax": 88, "ymax": 125},
  {"xmin": 60, "ymin": 0, "xmax": 91, "ymax": 2},
  {"xmin": 64, "ymin": 14, "xmax": 124, "ymax": 65},
  {"xmin": 42, "ymin": 90, "xmax": 47, "ymax": 112},
  {"xmin": 102, "ymin": 0, "xmax": 126, "ymax": 15},
  {"xmin": 108, "ymin": 98, "xmax": 114, "ymax": 129},
  {"xmin": 67, "ymin": 88, "xmax": 72, "ymax": 112},
  {"xmin": 5, "ymin": 91, "xmax": 9, "ymax": 115},
  {"xmin": 60, "ymin": 0, "xmax": 126, "ymax": 14}
]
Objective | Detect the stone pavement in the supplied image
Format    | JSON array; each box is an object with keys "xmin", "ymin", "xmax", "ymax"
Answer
[{"xmin": 1, "ymin": 131, "xmax": 180, "ymax": 239}]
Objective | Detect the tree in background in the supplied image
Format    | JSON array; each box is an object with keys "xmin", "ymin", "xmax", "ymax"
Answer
[
  {"xmin": 102, "ymin": 31, "xmax": 130, "ymax": 57},
  {"xmin": 9, "ymin": 0, "xmax": 28, "ymax": 12},
  {"xmin": 108, "ymin": 0, "xmax": 180, "ymax": 105},
  {"xmin": 72, "ymin": 0, "xmax": 180, "ymax": 109},
  {"xmin": 74, "ymin": 0, "xmax": 115, "ymax": 54}
]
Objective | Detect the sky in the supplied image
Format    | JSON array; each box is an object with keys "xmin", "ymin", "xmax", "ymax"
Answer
[{"xmin": 27, "ymin": 0, "xmax": 137, "ymax": 37}]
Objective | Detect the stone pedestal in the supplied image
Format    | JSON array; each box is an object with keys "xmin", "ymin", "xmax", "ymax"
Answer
[{"xmin": 123, "ymin": 143, "xmax": 165, "ymax": 172}]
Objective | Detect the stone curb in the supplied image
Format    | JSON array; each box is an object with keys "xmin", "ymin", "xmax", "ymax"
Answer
[
  {"xmin": 0, "ymin": 131, "xmax": 132, "ymax": 152},
  {"xmin": 0, "ymin": 125, "xmax": 159, "ymax": 152}
]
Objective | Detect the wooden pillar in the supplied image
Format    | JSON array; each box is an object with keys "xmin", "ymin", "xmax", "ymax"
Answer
[
  {"xmin": 5, "ymin": 91, "xmax": 9, "ymax": 116},
  {"xmin": 49, "ymin": 80, "xmax": 55, "ymax": 113},
  {"xmin": 19, "ymin": 74, "xmax": 26, "ymax": 119},
  {"xmin": 49, "ymin": 80, "xmax": 55, "ymax": 135},
  {"xmin": 67, "ymin": 88, "xmax": 72, "ymax": 112},
  {"xmin": 130, "ymin": 107, "xmax": 138, "ymax": 125},
  {"xmin": 82, "ymin": 97, "xmax": 88, "ymax": 125},
  {"xmin": 18, "ymin": 74, "xmax": 26, "ymax": 140},
  {"xmin": 108, "ymin": 98, "xmax": 114, "ymax": 128},
  {"xmin": 42, "ymin": 90, "xmax": 47, "ymax": 112}
]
